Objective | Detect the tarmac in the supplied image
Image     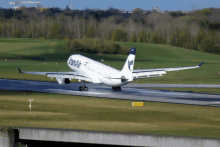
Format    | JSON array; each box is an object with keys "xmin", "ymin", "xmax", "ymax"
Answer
[{"xmin": 1, "ymin": 78, "xmax": 220, "ymax": 106}]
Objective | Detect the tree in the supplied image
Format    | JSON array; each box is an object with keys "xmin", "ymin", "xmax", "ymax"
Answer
[
  {"xmin": 122, "ymin": 30, "xmax": 128, "ymax": 42},
  {"xmin": 169, "ymin": 34, "xmax": 175, "ymax": 46},
  {"xmin": 124, "ymin": 20, "xmax": 142, "ymax": 42},
  {"xmin": 98, "ymin": 18, "xmax": 108, "ymax": 40},
  {"xmin": 19, "ymin": 6, "xmax": 26, "ymax": 11},
  {"xmin": 104, "ymin": 30, "xmax": 113, "ymax": 40},
  {"xmin": 0, "ymin": 23, "xmax": 2, "ymax": 37},
  {"xmin": 214, "ymin": 44, "xmax": 220, "ymax": 54},
  {"xmin": 85, "ymin": 27, "xmax": 95, "ymax": 39},
  {"xmin": 37, "ymin": 4, "xmax": 43, "ymax": 10},
  {"xmin": 138, "ymin": 31, "xmax": 147, "ymax": 43},
  {"xmin": 130, "ymin": 32, "xmax": 137, "ymax": 42},
  {"xmin": 12, "ymin": 29, "xmax": 22, "ymax": 38},
  {"xmin": 73, "ymin": 15, "xmax": 81, "ymax": 39},
  {"xmin": 150, "ymin": 31, "xmax": 160, "ymax": 44},
  {"xmin": 189, "ymin": 23, "xmax": 200, "ymax": 43},
  {"xmin": 199, "ymin": 35, "xmax": 215, "ymax": 53},
  {"xmin": 48, "ymin": 23, "xmax": 61, "ymax": 39},
  {"xmin": 111, "ymin": 28, "xmax": 125, "ymax": 42},
  {"xmin": 195, "ymin": 28, "xmax": 206, "ymax": 50},
  {"xmin": 39, "ymin": 8, "xmax": 48, "ymax": 13},
  {"xmin": 65, "ymin": 5, "xmax": 70, "ymax": 11},
  {"xmin": 169, "ymin": 27, "xmax": 181, "ymax": 46},
  {"xmin": 132, "ymin": 8, "xmax": 144, "ymax": 13},
  {"xmin": 178, "ymin": 26, "xmax": 191, "ymax": 48},
  {"xmin": 199, "ymin": 8, "xmax": 212, "ymax": 15}
]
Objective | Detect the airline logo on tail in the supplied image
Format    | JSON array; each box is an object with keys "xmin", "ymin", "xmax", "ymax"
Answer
[{"xmin": 128, "ymin": 60, "xmax": 133, "ymax": 71}]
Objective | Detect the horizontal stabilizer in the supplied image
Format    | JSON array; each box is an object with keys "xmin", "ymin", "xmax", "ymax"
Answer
[
  {"xmin": 198, "ymin": 62, "xmax": 204, "ymax": 67},
  {"xmin": 18, "ymin": 68, "xmax": 21, "ymax": 73}
]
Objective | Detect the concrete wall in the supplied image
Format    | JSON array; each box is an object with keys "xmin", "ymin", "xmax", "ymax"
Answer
[
  {"xmin": 0, "ymin": 127, "xmax": 11, "ymax": 147},
  {"xmin": 0, "ymin": 127, "xmax": 27, "ymax": 147},
  {"xmin": 18, "ymin": 127, "xmax": 220, "ymax": 147}
]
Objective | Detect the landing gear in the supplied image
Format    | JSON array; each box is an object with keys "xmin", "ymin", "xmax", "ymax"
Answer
[
  {"xmin": 79, "ymin": 80, "xmax": 88, "ymax": 91},
  {"xmin": 79, "ymin": 86, "xmax": 88, "ymax": 91},
  {"xmin": 112, "ymin": 87, "xmax": 121, "ymax": 91}
]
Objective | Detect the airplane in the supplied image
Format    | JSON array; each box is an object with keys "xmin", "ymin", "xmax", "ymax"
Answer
[{"xmin": 18, "ymin": 47, "xmax": 203, "ymax": 91}]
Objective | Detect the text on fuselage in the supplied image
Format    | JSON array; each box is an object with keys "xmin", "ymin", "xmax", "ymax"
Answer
[{"xmin": 69, "ymin": 59, "xmax": 81, "ymax": 68}]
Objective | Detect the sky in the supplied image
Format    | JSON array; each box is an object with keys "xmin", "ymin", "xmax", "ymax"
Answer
[{"xmin": 1, "ymin": 0, "xmax": 220, "ymax": 11}]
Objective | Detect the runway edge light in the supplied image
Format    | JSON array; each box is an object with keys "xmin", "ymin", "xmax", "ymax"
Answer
[{"xmin": 132, "ymin": 102, "xmax": 143, "ymax": 106}]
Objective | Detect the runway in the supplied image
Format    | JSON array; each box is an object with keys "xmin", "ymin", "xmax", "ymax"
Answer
[{"xmin": 1, "ymin": 79, "xmax": 220, "ymax": 106}]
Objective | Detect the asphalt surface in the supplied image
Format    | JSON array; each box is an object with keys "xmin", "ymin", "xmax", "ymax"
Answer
[{"xmin": 1, "ymin": 79, "xmax": 220, "ymax": 106}]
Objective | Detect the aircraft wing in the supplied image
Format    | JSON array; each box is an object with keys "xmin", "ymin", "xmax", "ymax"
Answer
[
  {"xmin": 18, "ymin": 68, "xmax": 93, "ymax": 82},
  {"xmin": 132, "ymin": 62, "xmax": 203, "ymax": 79}
]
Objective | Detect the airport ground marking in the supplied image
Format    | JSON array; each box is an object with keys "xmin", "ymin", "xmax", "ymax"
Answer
[{"xmin": 132, "ymin": 102, "xmax": 143, "ymax": 106}]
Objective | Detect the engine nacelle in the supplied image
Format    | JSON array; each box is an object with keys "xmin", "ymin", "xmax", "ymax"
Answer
[{"xmin": 56, "ymin": 77, "xmax": 71, "ymax": 84}]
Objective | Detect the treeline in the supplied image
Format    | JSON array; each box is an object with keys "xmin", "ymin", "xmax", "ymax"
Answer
[
  {"xmin": 0, "ymin": 6, "xmax": 220, "ymax": 55},
  {"xmin": 128, "ymin": 27, "xmax": 220, "ymax": 54}
]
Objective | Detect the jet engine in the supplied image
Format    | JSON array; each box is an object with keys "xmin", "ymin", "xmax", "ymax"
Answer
[
  {"xmin": 121, "ymin": 76, "xmax": 133, "ymax": 82},
  {"xmin": 121, "ymin": 76, "xmax": 127, "ymax": 82},
  {"xmin": 56, "ymin": 77, "xmax": 71, "ymax": 84}
]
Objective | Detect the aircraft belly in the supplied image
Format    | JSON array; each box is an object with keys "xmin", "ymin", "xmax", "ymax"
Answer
[
  {"xmin": 86, "ymin": 70, "xmax": 102, "ymax": 83},
  {"xmin": 100, "ymin": 78, "xmax": 129, "ymax": 86}
]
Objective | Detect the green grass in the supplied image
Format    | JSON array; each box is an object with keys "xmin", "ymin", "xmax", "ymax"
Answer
[
  {"xmin": 146, "ymin": 88, "xmax": 220, "ymax": 95},
  {"xmin": 1, "ymin": 90, "xmax": 220, "ymax": 138},
  {"xmin": 0, "ymin": 38, "xmax": 220, "ymax": 84}
]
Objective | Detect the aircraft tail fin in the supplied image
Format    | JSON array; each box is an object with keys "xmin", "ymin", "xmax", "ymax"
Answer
[{"xmin": 120, "ymin": 47, "xmax": 136, "ymax": 80}]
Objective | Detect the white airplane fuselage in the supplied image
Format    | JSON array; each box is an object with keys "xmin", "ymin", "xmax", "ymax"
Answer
[{"xmin": 67, "ymin": 54, "xmax": 130, "ymax": 87}]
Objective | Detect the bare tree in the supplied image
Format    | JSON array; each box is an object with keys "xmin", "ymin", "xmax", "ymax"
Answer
[
  {"xmin": 12, "ymin": 17, "xmax": 15, "ymax": 35},
  {"xmin": 158, "ymin": 22, "xmax": 172, "ymax": 45},
  {"xmin": 189, "ymin": 22, "xmax": 200, "ymax": 43},
  {"xmin": 1, "ymin": 23, "xmax": 3, "ymax": 38},
  {"xmin": 124, "ymin": 19, "xmax": 142, "ymax": 42},
  {"xmin": 37, "ymin": 4, "xmax": 43, "ymax": 10},
  {"xmin": 73, "ymin": 15, "xmax": 81, "ymax": 39},
  {"xmin": 98, "ymin": 18, "xmax": 109, "ymax": 40}
]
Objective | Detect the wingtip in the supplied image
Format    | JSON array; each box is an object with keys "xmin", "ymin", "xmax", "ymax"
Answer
[
  {"xmin": 198, "ymin": 62, "xmax": 204, "ymax": 67},
  {"xmin": 18, "ymin": 68, "xmax": 21, "ymax": 73}
]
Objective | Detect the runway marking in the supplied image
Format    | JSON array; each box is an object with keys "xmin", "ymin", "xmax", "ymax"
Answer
[
  {"xmin": 124, "ymin": 88, "xmax": 186, "ymax": 96},
  {"xmin": 73, "ymin": 91, "xmax": 109, "ymax": 95},
  {"xmin": 46, "ymin": 89, "xmax": 109, "ymax": 95}
]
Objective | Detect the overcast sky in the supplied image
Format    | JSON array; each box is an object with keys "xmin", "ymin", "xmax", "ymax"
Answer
[{"xmin": 1, "ymin": 0, "xmax": 220, "ymax": 11}]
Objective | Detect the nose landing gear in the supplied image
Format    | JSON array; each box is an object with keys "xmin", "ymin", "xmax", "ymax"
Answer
[
  {"xmin": 79, "ymin": 80, "xmax": 88, "ymax": 91},
  {"xmin": 112, "ymin": 87, "xmax": 121, "ymax": 91}
]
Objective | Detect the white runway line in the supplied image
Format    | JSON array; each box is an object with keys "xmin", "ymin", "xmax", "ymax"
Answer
[
  {"xmin": 125, "ymin": 88, "xmax": 186, "ymax": 96},
  {"xmin": 74, "ymin": 91, "xmax": 109, "ymax": 95},
  {"xmin": 211, "ymin": 102, "xmax": 220, "ymax": 103},
  {"xmin": 46, "ymin": 89, "xmax": 109, "ymax": 95}
]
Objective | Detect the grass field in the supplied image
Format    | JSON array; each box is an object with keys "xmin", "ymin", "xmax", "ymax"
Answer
[
  {"xmin": 146, "ymin": 88, "xmax": 220, "ymax": 95},
  {"xmin": 0, "ymin": 90, "xmax": 220, "ymax": 138},
  {"xmin": 0, "ymin": 38, "xmax": 220, "ymax": 84}
]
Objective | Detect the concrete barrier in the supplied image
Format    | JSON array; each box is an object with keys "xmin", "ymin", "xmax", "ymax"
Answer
[
  {"xmin": 17, "ymin": 127, "xmax": 220, "ymax": 147},
  {"xmin": 0, "ymin": 127, "xmax": 27, "ymax": 147},
  {"xmin": 0, "ymin": 127, "xmax": 10, "ymax": 147}
]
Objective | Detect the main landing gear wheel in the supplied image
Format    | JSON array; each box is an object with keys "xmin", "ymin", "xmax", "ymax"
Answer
[
  {"xmin": 79, "ymin": 86, "xmax": 88, "ymax": 91},
  {"xmin": 112, "ymin": 87, "xmax": 121, "ymax": 91},
  {"xmin": 79, "ymin": 80, "xmax": 88, "ymax": 91}
]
